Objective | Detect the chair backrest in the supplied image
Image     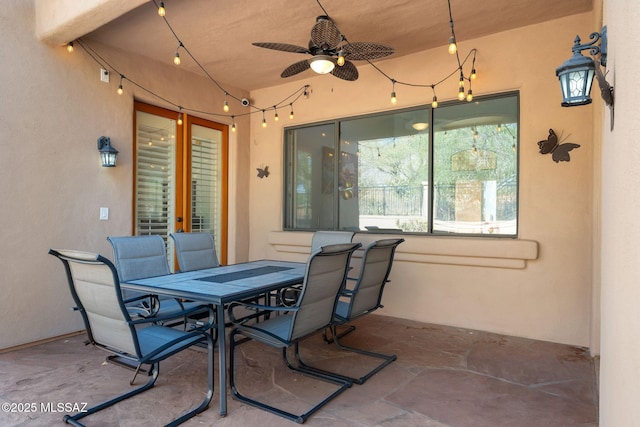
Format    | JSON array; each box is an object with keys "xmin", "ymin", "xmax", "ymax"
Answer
[
  {"xmin": 169, "ymin": 232, "xmax": 220, "ymax": 272},
  {"xmin": 49, "ymin": 249, "xmax": 140, "ymax": 357},
  {"xmin": 339, "ymin": 238, "xmax": 404, "ymax": 321},
  {"xmin": 290, "ymin": 242, "xmax": 361, "ymax": 340},
  {"xmin": 107, "ymin": 235, "xmax": 171, "ymax": 281},
  {"xmin": 310, "ymin": 231, "xmax": 355, "ymax": 253}
]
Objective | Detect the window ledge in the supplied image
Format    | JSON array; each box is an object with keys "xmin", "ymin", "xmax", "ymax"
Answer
[{"xmin": 268, "ymin": 231, "xmax": 538, "ymax": 269}]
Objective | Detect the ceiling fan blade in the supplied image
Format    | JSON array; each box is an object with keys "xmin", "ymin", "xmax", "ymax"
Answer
[
  {"xmin": 341, "ymin": 42, "xmax": 395, "ymax": 61},
  {"xmin": 281, "ymin": 60, "xmax": 311, "ymax": 78},
  {"xmin": 310, "ymin": 16, "xmax": 341, "ymax": 50},
  {"xmin": 331, "ymin": 60, "xmax": 358, "ymax": 81},
  {"xmin": 252, "ymin": 42, "xmax": 309, "ymax": 54}
]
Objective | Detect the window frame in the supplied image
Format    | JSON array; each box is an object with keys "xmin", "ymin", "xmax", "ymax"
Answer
[{"xmin": 283, "ymin": 91, "xmax": 520, "ymax": 237}]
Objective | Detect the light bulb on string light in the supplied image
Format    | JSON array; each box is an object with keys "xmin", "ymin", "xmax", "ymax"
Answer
[
  {"xmin": 458, "ymin": 86, "xmax": 466, "ymax": 101},
  {"xmin": 173, "ymin": 42, "xmax": 183, "ymax": 65},
  {"xmin": 471, "ymin": 68, "xmax": 477, "ymax": 80},
  {"xmin": 66, "ymin": 42, "xmax": 74, "ymax": 53},
  {"xmin": 117, "ymin": 75, "xmax": 124, "ymax": 95},
  {"xmin": 157, "ymin": 1, "xmax": 166, "ymax": 17},
  {"xmin": 177, "ymin": 107, "xmax": 183, "ymax": 125},
  {"xmin": 223, "ymin": 92, "xmax": 229, "ymax": 112},
  {"xmin": 231, "ymin": 116, "xmax": 236, "ymax": 132},
  {"xmin": 274, "ymin": 106, "xmax": 279, "ymax": 122},
  {"xmin": 448, "ymin": 36, "xmax": 457, "ymax": 55},
  {"xmin": 390, "ymin": 80, "xmax": 397, "ymax": 104},
  {"xmin": 289, "ymin": 104, "xmax": 294, "ymax": 119},
  {"xmin": 262, "ymin": 110, "xmax": 267, "ymax": 128},
  {"xmin": 431, "ymin": 86, "xmax": 438, "ymax": 108},
  {"xmin": 466, "ymin": 89, "xmax": 473, "ymax": 102}
]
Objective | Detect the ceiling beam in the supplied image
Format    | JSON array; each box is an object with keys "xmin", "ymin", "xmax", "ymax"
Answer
[{"xmin": 35, "ymin": 0, "xmax": 148, "ymax": 45}]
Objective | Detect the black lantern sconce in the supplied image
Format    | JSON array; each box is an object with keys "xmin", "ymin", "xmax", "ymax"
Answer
[
  {"xmin": 97, "ymin": 136, "xmax": 118, "ymax": 167},
  {"xmin": 556, "ymin": 26, "xmax": 614, "ymax": 112}
]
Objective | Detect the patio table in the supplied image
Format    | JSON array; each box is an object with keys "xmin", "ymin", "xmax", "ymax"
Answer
[{"xmin": 120, "ymin": 259, "xmax": 306, "ymax": 417}]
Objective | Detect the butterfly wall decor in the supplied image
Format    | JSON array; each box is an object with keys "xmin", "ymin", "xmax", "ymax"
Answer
[
  {"xmin": 256, "ymin": 165, "xmax": 270, "ymax": 178},
  {"xmin": 537, "ymin": 129, "xmax": 580, "ymax": 163}
]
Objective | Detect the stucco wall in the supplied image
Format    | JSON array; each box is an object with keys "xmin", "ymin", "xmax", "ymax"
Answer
[
  {"xmin": 600, "ymin": 0, "xmax": 640, "ymax": 425},
  {"xmin": 0, "ymin": 0, "xmax": 250, "ymax": 349},
  {"xmin": 248, "ymin": 12, "xmax": 596, "ymax": 347}
]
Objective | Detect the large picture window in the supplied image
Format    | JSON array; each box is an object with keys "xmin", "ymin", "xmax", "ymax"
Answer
[{"xmin": 284, "ymin": 92, "xmax": 519, "ymax": 236}]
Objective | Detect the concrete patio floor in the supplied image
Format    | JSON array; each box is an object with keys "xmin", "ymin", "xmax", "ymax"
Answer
[{"xmin": 0, "ymin": 315, "xmax": 598, "ymax": 426}]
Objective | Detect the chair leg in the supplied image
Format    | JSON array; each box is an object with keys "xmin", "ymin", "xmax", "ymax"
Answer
[
  {"xmin": 304, "ymin": 325, "xmax": 396, "ymax": 385},
  {"xmin": 64, "ymin": 334, "xmax": 214, "ymax": 427},
  {"xmin": 322, "ymin": 324, "xmax": 356, "ymax": 343},
  {"xmin": 229, "ymin": 329, "xmax": 351, "ymax": 424},
  {"xmin": 63, "ymin": 362, "xmax": 160, "ymax": 426}
]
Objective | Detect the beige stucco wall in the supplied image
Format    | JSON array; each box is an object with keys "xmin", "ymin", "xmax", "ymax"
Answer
[
  {"xmin": 0, "ymin": 0, "xmax": 250, "ymax": 349},
  {"xmin": 600, "ymin": 0, "xmax": 640, "ymax": 425},
  {"xmin": 248, "ymin": 12, "xmax": 597, "ymax": 348}
]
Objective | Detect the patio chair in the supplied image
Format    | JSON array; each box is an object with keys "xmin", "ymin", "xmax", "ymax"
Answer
[
  {"xmin": 227, "ymin": 242, "xmax": 362, "ymax": 424},
  {"xmin": 310, "ymin": 230, "xmax": 355, "ymax": 252},
  {"xmin": 48, "ymin": 249, "xmax": 214, "ymax": 427},
  {"xmin": 169, "ymin": 232, "xmax": 220, "ymax": 272},
  {"xmin": 107, "ymin": 235, "xmax": 201, "ymax": 321},
  {"xmin": 322, "ymin": 238, "xmax": 405, "ymax": 384},
  {"xmin": 279, "ymin": 230, "xmax": 356, "ymax": 307}
]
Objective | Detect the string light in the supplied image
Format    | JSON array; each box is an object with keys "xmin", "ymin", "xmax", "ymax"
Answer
[
  {"xmin": 177, "ymin": 107, "xmax": 183, "ymax": 125},
  {"xmin": 173, "ymin": 42, "xmax": 183, "ymax": 65},
  {"xmin": 471, "ymin": 68, "xmax": 477, "ymax": 80},
  {"xmin": 157, "ymin": 1, "xmax": 165, "ymax": 17},
  {"xmin": 431, "ymin": 85, "xmax": 438, "ymax": 108},
  {"xmin": 223, "ymin": 92, "xmax": 229, "ymax": 112},
  {"xmin": 262, "ymin": 110, "xmax": 267, "ymax": 128},
  {"xmin": 273, "ymin": 106, "xmax": 279, "ymax": 122},
  {"xmin": 117, "ymin": 74, "xmax": 124, "ymax": 95},
  {"xmin": 289, "ymin": 104, "xmax": 294, "ymax": 119},
  {"xmin": 231, "ymin": 116, "xmax": 236, "ymax": 132},
  {"xmin": 390, "ymin": 80, "xmax": 397, "ymax": 104},
  {"xmin": 66, "ymin": 42, "xmax": 74, "ymax": 53},
  {"xmin": 466, "ymin": 88, "xmax": 473, "ymax": 102}
]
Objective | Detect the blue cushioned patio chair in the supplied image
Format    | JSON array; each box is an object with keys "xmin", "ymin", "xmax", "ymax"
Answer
[
  {"xmin": 321, "ymin": 238, "xmax": 405, "ymax": 384},
  {"xmin": 107, "ymin": 235, "xmax": 203, "ymax": 322},
  {"xmin": 48, "ymin": 249, "xmax": 214, "ymax": 427},
  {"xmin": 310, "ymin": 230, "xmax": 355, "ymax": 252},
  {"xmin": 227, "ymin": 242, "xmax": 361, "ymax": 424},
  {"xmin": 169, "ymin": 232, "xmax": 220, "ymax": 272},
  {"xmin": 279, "ymin": 230, "xmax": 356, "ymax": 307}
]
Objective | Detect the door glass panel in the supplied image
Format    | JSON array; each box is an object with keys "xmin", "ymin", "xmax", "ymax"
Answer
[
  {"xmin": 135, "ymin": 111, "xmax": 177, "ymax": 259},
  {"xmin": 191, "ymin": 124, "xmax": 223, "ymax": 257}
]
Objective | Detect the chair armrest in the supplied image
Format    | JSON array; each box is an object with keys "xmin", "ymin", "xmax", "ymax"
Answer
[
  {"xmin": 130, "ymin": 304, "xmax": 214, "ymax": 329},
  {"xmin": 124, "ymin": 294, "xmax": 161, "ymax": 317},
  {"xmin": 227, "ymin": 301, "xmax": 298, "ymax": 324}
]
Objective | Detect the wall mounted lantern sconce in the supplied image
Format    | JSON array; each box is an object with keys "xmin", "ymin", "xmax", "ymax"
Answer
[
  {"xmin": 97, "ymin": 136, "xmax": 118, "ymax": 167},
  {"xmin": 555, "ymin": 26, "xmax": 614, "ymax": 124}
]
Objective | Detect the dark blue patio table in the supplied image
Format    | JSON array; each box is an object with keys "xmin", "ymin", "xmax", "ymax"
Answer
[{"xmin": 120, "ymin": 259, "xmax": 306, "ymax": 417}]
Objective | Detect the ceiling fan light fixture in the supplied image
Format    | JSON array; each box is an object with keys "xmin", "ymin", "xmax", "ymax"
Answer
[{"xmin": 309, "ymin": 55, "xmax": 336, "ymax": 74}]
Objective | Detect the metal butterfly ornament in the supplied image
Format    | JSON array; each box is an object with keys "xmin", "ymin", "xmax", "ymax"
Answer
[
  {"xmin": 537, "ymin": 129, "xmax": 580, "ymax": 163},
  {"xmin": 256, "ymin": 165, "xmax": 270, "ymax": 178}
]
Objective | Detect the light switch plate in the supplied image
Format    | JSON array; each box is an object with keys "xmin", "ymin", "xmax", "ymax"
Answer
[{"xmin": 99, "ymin": 207, "xmax": 109, "ymax": 220}]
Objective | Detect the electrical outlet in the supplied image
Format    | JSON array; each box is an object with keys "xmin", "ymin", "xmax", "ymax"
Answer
[{"xmin": 100, "ymin": 68, "xmax": 109, "ymax": 83}]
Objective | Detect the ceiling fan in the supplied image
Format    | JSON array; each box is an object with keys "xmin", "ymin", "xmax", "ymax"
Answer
[{"xmin": 252, "ymin": 15, "xmax": 394, "ymax": 81}]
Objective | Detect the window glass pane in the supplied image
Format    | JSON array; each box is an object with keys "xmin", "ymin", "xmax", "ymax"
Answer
[
  {"xmin": 283, "ymin": 92, "xmax": 518, "ymax": 236},
  {"xmin": 135, "ymin": 111, "xmax": 176, "ymax": 240},
  {"xmin": 433, "ymin": 95, "xmax": 518, "ymax": 235},
  {"xmin": 284, "ymin": 123, "xmax": 336, "ymax": 229},
  {"xmin": 191, "ymin": 124, "xmax": 223, "ymax": 255},
  {"xmin": 340, "ymin": 109, "xmax": 430, "ymax": 232}
]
